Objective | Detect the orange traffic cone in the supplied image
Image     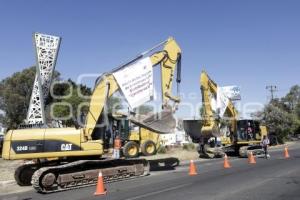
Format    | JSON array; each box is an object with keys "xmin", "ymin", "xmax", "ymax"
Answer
[
  {"xmin": 223, "ymin": 154, "xmax": 231, "ymax": 169},
  {"xmin": 284, "ymin": 146, "xmax": 290, "ymax": 158},
  {"xmin": 94, "ymin": 171, "xmax": 107, "ymax": 196},
  {"xmin": 189, "ymin": 160, "xmax": 198, "ymax": 176},
  {"xmin": 248, "ymin": 152, "xmax": 256, "ymax": 164}
]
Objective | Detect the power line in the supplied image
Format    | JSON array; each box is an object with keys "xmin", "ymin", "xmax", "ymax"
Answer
[{"xmin": 266, "ymin": 85, "xmax": 278, "ymax": 101}]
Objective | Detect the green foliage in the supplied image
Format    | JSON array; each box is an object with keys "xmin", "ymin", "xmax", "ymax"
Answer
[
  {"xmin": 182, "ymin": 143, "xmax": 195, "ymax": 151},
  {"xmin": 134, "ymin": 104, "xmax": 154, "ymax": 115},
  {"xmin": 107, "ymin": 96, "xmax": 123, "ymax": 114},
  {"xmin": 281, "ymin": 85, "xmax": 300, "ymax": 112},
  {"xmin": 0, "ymin": 113, "xmax": 4, "ymax": 125},
  {"xmin": 0, "ymin": 67, "xmax": 36, "ymax": 128},
  {"xmin": 0, "ymin": 66, "xmax": 90, "ymax": 128},
  {"xmin": 262, "ymin": 104, "xmax": 297, "ymax": 143},
  {"xmin": 253, "ymin": 84, "xmax": 300, "ymax": 143},
  {"xmin": 49, "ymin": 79, "xmax": 92, "ymax": 127},
  {"xmin": 295, "ymin": 103, "xmax": 300, "ymax": 119}
]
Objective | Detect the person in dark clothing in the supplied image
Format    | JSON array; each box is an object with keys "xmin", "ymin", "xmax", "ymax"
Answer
[
  {"xmin": 247, "ymin": 122, "xmax": 253, "ymax": 140},
  {"xmin": 104, "ymin": 129, "xmax": 111, "ymax": 149}
]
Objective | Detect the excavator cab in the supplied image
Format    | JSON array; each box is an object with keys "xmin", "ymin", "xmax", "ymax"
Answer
[
  {"xmin": 109, "ymin": 115, "xmax": 131, "ymax": 142},
  {"xmin": 236, "ymin": 120, "xmax": 262, "ymax": 142},
  {"xmin": 108, "ymin": 114, "xmax": 159, "ymax": 158}
]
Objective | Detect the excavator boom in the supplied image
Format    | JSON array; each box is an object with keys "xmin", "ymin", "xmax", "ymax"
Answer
[{"xmin": 200, "ymin": 71, "xmax": 221, "ymax": 138}]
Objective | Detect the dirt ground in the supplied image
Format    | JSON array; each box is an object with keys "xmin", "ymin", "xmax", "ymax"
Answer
[
  {"xmin": 144, "ymin": 147, "xmax": 199, "ymax": 161},
  {"xmin": 0, "ymin": 159, "xmax": 22, "ymax": 182},
  {"xmin": 0, "ymin": 159, "xmax": 32, "ymax": 195}
]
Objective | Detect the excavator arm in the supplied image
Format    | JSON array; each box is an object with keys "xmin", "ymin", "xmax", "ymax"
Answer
[
  {"xmin": 200, "ymin": 71, "xmax": 220, "ymax": 138},
  {"xmin": 84, "ymin": 37, "xmax": 182, "ymax": 139},
  {"xmin": 225, "ymin": 100, "xmax": 238, "ymax": 138},
  {"xmin": 200, "ymin": 71, "xmax": 238, "ymax": 138}
]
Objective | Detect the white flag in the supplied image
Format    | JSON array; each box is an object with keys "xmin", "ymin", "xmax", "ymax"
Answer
[
  {"xmin": 217, "ymin": 87, "xmax": 229, "ymax": 117},
  {"xmin": 220, "ymin": 86, "xmax": 241, "ymax": 101}
]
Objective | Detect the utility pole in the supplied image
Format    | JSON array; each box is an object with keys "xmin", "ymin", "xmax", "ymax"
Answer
[{"xmin": 266, "ymin": 85, "xmax": 278, "ymax": 101}]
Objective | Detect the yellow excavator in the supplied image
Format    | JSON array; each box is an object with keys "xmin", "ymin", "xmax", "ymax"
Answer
[
  {"xmin": 184, "ymin": 71, "xmax": 267, "ymax": 158},
  {"xmin": 2, "ymin": 37, "xmax": 182, "ymax": 193}
]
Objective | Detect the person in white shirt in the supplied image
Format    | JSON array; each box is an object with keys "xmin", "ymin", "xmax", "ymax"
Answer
[{"xmin": 261, "ymin": 135, "xmax": 270, "ymax": 159}]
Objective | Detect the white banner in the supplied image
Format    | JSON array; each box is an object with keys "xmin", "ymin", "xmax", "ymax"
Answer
[
  {"xmin": 210, "ymin": 86, "xmax": 241, "ymax": 117},
  {"xmin": 217, "ymin": 87, "xmax": 229, "ymax": 117},
  {"xmin": 220, "ymin": 86, "xmax": 241, "ymax": 101},
  {"xmin": 113, "ymin": 57, "xmax": 154, "ymax": 109},
  {"xmin": 211, "ymin": 97, "xmax": 217, "ymax": 113}
]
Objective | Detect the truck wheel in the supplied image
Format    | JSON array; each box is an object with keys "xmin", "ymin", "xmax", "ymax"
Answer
[
  {"xmin": 123, "ymin": 141, "xmax": 139, "ymax": 158},
  {"xmin": 141, "ymin": 140, "xmax": 157, "ymax": 156}
]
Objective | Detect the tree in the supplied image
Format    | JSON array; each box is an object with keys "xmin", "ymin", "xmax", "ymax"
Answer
[
  {"xmin": 252, "ymin": 84, "xmax": 300, "ymax": 143},
  {"xmin": 0, "ymin": 113, "xmax": 5, "ymax": 125},
  {"xmin": 295, "ymin": 103, "xmax": 300, "ymax": 119},
  {"xmin": 253, "ymin": 103, "xmax": 299, "ymax": 143},
  {"xmin": 106, "ymin": 96, "xmax": 123, "ymax": 114},
  {"xmin": 50, "ymin": 79, "xmax": 92, "ymax": 127},
  {"xmin": 266, "ymin": 104, "xmax": 299, "ymax": 143},
  {"xmin": 134, "ymin": 105, "xmax": 154, "ymax": 115},
  {"xmin": 0, "ymin": 67, "xmax": 36, "ymax": 128},
  {"xmin": 0, "ymin": 66, "xmax": 91, "ymax": 128},
  {"xmin": 282, "ymin": 85, "xmax": 300, "ymax": 111}
]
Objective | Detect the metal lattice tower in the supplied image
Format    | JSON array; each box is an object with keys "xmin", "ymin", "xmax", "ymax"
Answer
[{"xmin": 26, "ymin": 33, "xmax": 61, "ymax": 125}]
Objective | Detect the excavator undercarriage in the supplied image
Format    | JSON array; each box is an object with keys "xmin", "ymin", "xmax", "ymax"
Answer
[{"xmin": 15, "ymin": 158, "xmax": 149, "ymax": 193}]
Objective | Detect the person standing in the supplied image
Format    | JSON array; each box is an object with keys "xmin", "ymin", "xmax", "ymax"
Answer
[
  {"xmin": 261, "ymin": 135, "xmax": 270, "ymax": 159},
  {"xmin": 247, "ymin": 122, "xmax": 253, "ymax": 140},
  {"xmin": 113, "ymin": 135, "xmax": 122, "ymax": 159}
]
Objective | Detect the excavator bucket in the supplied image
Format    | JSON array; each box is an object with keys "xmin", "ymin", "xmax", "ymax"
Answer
[
  {"xmin": 183, "ymin": 119, "xmax": 221, "ymax": 139},
  {"xmin": 130, "ymin": 109, "xmax": 176, "ymax": 134}
]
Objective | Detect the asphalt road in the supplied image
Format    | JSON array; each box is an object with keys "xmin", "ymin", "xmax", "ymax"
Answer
[{"xmin": 1, "ymin": 143, "xmax": 299, "ymax": 200}]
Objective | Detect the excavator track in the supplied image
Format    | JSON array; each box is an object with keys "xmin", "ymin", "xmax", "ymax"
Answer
[
  {"xmin": 199, "ymin": 145, "xmax": 225, "ymax": 159},
  {"xmin": 31, "ymin": 158, "xmax": 150, "ymax": 193},
  {"xmin": 239, "ymin": 145, "xmax": 265, "ymax": 158}
]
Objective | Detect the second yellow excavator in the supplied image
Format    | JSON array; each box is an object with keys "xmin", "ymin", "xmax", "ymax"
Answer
[
  {"xmin": 184, "ymin": 71, "xmax": 267, "ymax": 158},
  {"xmin": 2, "ymin": 37, "xmax": 182, "ymax": 193}
]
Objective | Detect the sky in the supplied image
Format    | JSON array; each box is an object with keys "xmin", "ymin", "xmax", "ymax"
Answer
[{"xmin": 0, "ymin": 0, "xmax": 299, "ymax": 118}]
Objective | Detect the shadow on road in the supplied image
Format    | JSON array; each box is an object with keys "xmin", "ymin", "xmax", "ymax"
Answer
[{"xmin": 149, "ymin": 157, "xmax": 180, "ymax": 171}]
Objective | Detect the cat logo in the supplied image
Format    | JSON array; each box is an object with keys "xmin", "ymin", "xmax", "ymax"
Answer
[{"xmin": 61, "ymin": 143, "xmax": 73, "ymax": 151}]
